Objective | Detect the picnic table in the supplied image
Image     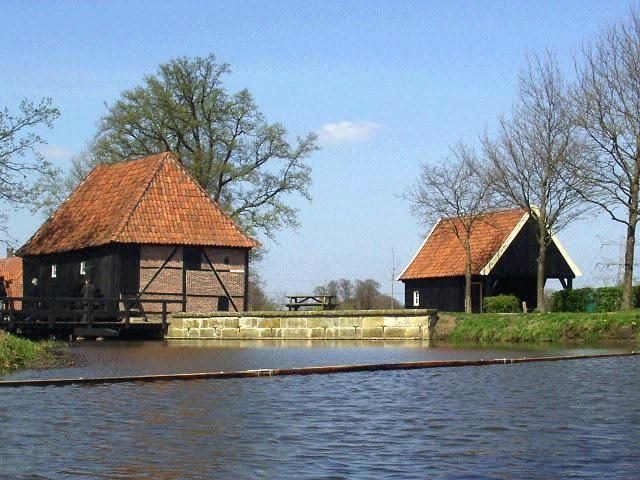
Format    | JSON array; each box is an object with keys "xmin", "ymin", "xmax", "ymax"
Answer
[{"xmin": 285, "ymin": 294, "xmax": 338, "ymax": 311}]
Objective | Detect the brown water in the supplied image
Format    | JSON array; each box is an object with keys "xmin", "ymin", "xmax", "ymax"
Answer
[{"xmin": 1, "ymin": 340, "xmax": 639, "ymax": 478}]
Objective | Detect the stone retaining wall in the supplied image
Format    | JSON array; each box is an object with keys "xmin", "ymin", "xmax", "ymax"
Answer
[{"xmin": 167, "ymin": 309, "xmax": 438, "ymax": 340}]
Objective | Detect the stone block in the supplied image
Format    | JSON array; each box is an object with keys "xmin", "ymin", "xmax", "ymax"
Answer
[
  {"xmin": 338, "ymin": 317, "xmax": 362, "ymax": 328},
  {"xmin": 220, "ymin": 327, "xmax": 240, "ymax": 338},
  {"xmin": 256, "ymin": 317, "xmax": 281, "ymax": 328},
  {"xmin": 167, "ymin": 328, "xmax": 187, "ymax": 338},
  {"xmin": 282, "ymin": 328, "xmax": 310, "ymax": 339},
  {"xmin": 361, "ymin": 316, "xmax": 385, "ymax": 328},
  {"xmin": 239, "ymin": 327, "xmax": 260, "ymax": 338},
  {"xmin": 306, "ymin": 317, "xmax": 335, "ymax": 329},
  {"xmin": 281, "ymin": 318, "xmax": 308, "ymax": 329},
  {"xmin": 188, "ymin": 328, "xmax": 201, "ymax": 338},
  {"xmin": 361, "ymin": 327, "xmax": 384, "ymax": 338},
  {"xmin": 208, "ymin": 318, "xmax": 226, "ymax": 328},
  {"xmin": 384, "ymin": 327, "xmax": 422, "ymax": 338},
  {"xmin": 223, "ymin": 318, "xmax": 240, "ymax": 328},
  {"xmin": 310, "ymin": 327, "xmax": 327, "ymax": 338},
  {"xmin": 239, "ymin": 317, "xmax": 258, "ymax": 328},
  {"xmin": 256, "ymin": 328, "xmax": 276, "ymax": 338},
  {"xmin": 198, "ymin": 328, "xmax": 216, "ymax": 338},
  {"xmin": 385, "ymin": 316, "xmax": 428, "ymax": 327},
  {"xmin": 337, "ymin": 327, "xmax": 357, "ymax": 338},
  {"xmin": 181, "ymin": 319, "xmax": 195, "ymax": 329},
  {"xmin": 170, "ymin": 319, "xmax": 185, "ymax": 329}
]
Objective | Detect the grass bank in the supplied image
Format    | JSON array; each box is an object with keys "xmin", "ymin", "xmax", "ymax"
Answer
[
  {"xmin": 446, "ymin": 311, "xmax": 640, "ymax": 343},
  {"xmin": 0, "ymin": 331, "xmax": 66, "ymax": 375}
]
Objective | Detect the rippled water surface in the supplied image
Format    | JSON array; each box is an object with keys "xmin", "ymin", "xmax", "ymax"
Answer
[{"xmin": 1, "ymin": 341, "xmax": 639, "ymax": 478}]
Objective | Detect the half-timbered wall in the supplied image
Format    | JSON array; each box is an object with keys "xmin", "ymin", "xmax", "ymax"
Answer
[{"xmin": 139, "ymin": 245, "xmax": 247, "ymax": 313}]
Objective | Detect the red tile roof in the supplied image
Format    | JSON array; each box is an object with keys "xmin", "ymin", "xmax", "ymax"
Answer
[
  {"xmin": 18, "ymin": 152, "xmax": 259, "ymax": 256},
  {"xmin": 399, "ymin": 208, "xmax": 527, "ymax": 280},
  {"xmin": 0, "ymin": 256, "xmax": 23, "ymax": 297}
]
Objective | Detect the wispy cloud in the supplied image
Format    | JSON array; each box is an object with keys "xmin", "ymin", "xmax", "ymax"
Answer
[
  {"xmin": 39, "ymin": 144, "xmax": 74, "ymax": 161},
  {"xmin": 317, "ymin": 121, "xmax": 381, "ymax": 145}
]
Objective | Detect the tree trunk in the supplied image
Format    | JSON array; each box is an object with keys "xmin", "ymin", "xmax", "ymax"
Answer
[
  {"xmin": 536, "ymin": 232, "xmax": 547, "ymax": 312},
  {"xmin": 621, "ymin": 202, "xmax": 638, "ymax": 310},
  {"xmin": 464, "ymin": 240, "xmax": 472, "ymax": 313}
]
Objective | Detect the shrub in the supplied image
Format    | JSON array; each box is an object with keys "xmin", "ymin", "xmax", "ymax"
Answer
[
  {"xmin": 593, "ymin": 287, "xmax": 623, "ymax": 312},
  {"xmin": 551, "ymin": 288, "xmax": 594, "ymax": 312},
  {"xmin": 483, "ymin": 294, "xmax": 521, "ymax": 313}
]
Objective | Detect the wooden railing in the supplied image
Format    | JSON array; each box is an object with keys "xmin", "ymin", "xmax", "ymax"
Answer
[{"xmin": 0, "ymin": 296, "xmax": 184, "ymax": 332}]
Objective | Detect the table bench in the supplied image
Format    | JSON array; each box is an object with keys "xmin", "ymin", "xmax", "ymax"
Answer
[{"xmin": 285, "ymin": 294, "xmax": 338, "ymax": 311}]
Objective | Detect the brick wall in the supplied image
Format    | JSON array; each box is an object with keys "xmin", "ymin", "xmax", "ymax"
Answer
[{"xmin": 139, "ymin": 245, "xmax": 247, "ymax": 313}]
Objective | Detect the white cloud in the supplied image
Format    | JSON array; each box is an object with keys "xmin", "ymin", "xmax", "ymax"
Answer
[
  {"xmin": 39, "ymin": 144, "xmax": 74, "ymax": 161},
  {"xmin": 317, "ymin": 121, "xmax": 381, "ymax": 145}
]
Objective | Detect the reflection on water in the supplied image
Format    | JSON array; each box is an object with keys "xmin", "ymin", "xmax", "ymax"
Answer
[{"xmin": 1, "ymin": 341, "xmax": 639, "ymax": 478}]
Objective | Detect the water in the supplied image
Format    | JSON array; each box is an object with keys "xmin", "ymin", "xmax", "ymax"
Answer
[{"xmin": 1, "ymin": 341, "xmax": 639, "ymax": 478}]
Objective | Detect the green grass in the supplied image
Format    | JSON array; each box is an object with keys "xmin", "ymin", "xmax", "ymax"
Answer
[
  {"xmin": 0, "ymin": 331, "xmax": 66, "ymax": 375},
  {"xmin": 448, "ymin": 311, "xmax": 640, "ymax": 343}
]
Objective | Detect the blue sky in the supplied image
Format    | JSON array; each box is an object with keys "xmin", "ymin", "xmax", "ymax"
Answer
[{"xmin": 1, "ymin": 0, "xmax": 634, "ymax": 300}]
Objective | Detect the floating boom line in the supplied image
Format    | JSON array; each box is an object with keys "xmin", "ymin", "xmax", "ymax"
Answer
[{"xmin": 0, "ymin": 351, "xmax": 637, "ymax": 388}]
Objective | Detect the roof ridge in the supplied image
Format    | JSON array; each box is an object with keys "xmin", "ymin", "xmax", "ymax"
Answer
[
  {"xmin": 16, "ymin": 164, "xmax": 106, "ymax": 256},
  {"xmin": 111, "ymin": 153, "xmax": 169, "ymax": 242},
  {"xmin": 168, "ymin": 156, "xmax": 260, "ymax": 248}
]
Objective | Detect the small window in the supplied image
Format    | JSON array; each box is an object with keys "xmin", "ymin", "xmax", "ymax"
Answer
[
  {"xmin": 223, "ymin": 256, "xmax": 230, "ymax": 265},
  {"xmin": 51, "ymin": 265, "xmax": 57, "ymax": 278},
  {"xmin": 80, "ymin": 261, "xmax": 86, "ymax": 275},
  {"xmin": 217, "ymin": 296, "xmax": 230, "ymax": 312},
  {"xmin": 413, "ymin": 290, "xmax": 420, "ymax": 307},
  {"xmin": 183, "ymin": 247, "xmax": 201, "ymax": 270}
]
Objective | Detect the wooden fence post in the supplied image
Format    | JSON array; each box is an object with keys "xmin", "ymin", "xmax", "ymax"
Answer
[{"xmin": 162, "ymin": 301, "xmax": 168, "ymax": 331}]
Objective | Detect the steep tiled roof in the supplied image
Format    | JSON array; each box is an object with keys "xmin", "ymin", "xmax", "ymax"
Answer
[
  {"xmin": 399, "ymin": 208, "xmax": 527, "ymax": 280},
  {"xmin": 0, "ymin": 256, "xmax": 23, "ymax": 297},
  {"xmin": 18, "ymin": 152, "xmax": 258, "ymax": 256}
]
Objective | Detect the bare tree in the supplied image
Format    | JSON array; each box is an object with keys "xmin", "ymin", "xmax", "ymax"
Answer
[
  {"xmin": 483, "ymin": 52, "xmax": 588, "ymax": 312},
  {"xmin": 248, "ymin": 271, "xmax": 278, "ymax": 311},
  {"xmin": 0, "ymin": 98, "xmax": 59, "ymax": 246},
  {"xmin": 571, "ymin": 9, "xmax": 640, "ymax": 309},
  {"xmin": 405, "ymin": 142, "xmax": 496, "ymax": 313}
]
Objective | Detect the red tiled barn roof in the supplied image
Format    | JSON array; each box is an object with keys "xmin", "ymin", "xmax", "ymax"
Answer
[
  {"xmin": 0, "ymin": 256, "xmax": 23, "ymax": 297},
  {"xmin": 399, "ymin": 208, "xmax": 527, "ymax": 280},
  {"xmin": 18, "ymin": 152, "xmax": 258, "ymax": 256}
]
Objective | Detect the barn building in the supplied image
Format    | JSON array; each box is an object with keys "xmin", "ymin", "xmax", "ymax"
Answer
[
  {"xmin": 15, "ymin": 152, "xmax": 258, "ymax": 313},
  {"xmin": 398, "ymin": 208, "xmax": 580, "ymax": 312}
]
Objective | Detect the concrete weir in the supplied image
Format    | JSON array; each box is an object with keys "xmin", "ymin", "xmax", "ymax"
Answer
[{"xmin": 166, "ymin": 309, "xmax": 438, "ymax": 340}]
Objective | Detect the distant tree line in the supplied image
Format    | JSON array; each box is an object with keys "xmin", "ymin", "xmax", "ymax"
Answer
[
  {"xmin": 314, "ymin": 278, "xmax": 401, "ymax": 310},
  {"xmin": 406, "ymin": 8, "xmax": 640, "ymax": 312}
]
